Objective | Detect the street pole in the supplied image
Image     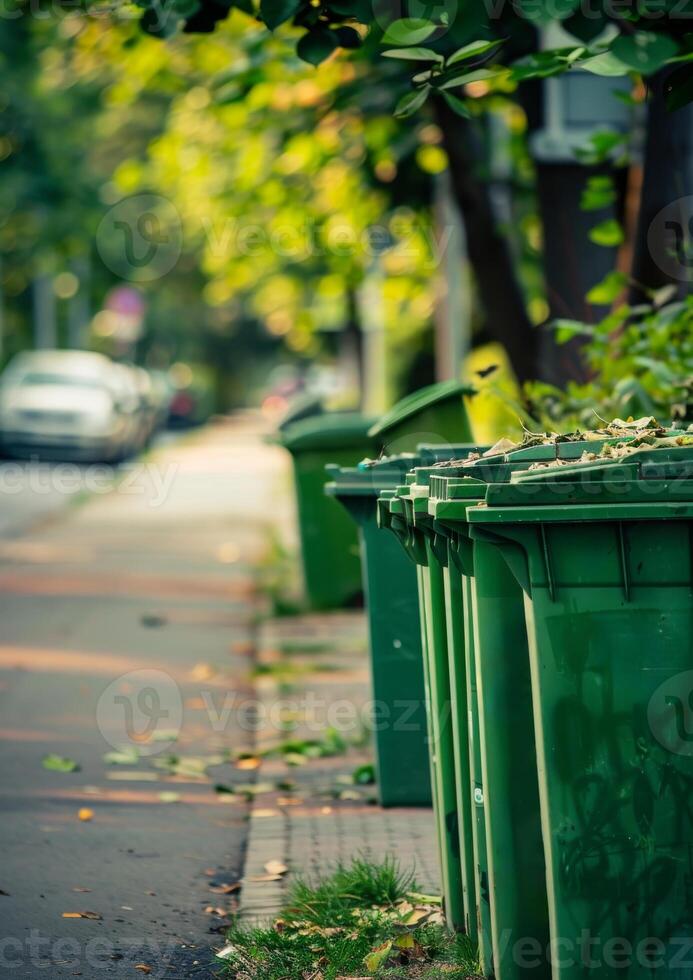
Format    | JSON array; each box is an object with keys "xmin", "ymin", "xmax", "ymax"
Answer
[
  {"xmin": 358, "ymin": 260, "xmax": 388, "ymax": 415},
  {"xmin": 433, "ymin": 170, "xmax": 471, "ymax": 382},
  {"xmin": 32, "ymin": 270, "xmax": 57, "ymax": 350},
  {"xmin": 67, "ymin": 255, "xmax": 90, "ymax": 349}
]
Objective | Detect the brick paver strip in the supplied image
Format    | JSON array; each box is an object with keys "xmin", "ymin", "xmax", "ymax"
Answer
[{"xmin": 240, "ymin": 610, "xmax": 440, "ymax": 925}]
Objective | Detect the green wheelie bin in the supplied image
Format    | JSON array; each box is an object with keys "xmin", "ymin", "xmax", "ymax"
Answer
[
  {"xmin": 468, "ymin": 436, "xmax": 693, "ymax": 980},
  {"xmin": 380, "ymin": 456, "xmax": 483, "ymax": 936},
  {"xmin": 277, "ymin": 381, "xmax": 474, "ymax": 611},
  {"xmin": 278, "ymin": 413, "xmax": 376, "ymax": 610},
  {"xmin": 325, "ymin": 443, "xmax": 484, "ymax": 808},
  {"xmin": 369, "ymin": 380, "xmax": 475, "ymax": 455},
  {"xmin": 386, "ymin": 429, "xmax": 665, "ymax": 970},
  {"xmin": 325, "ymin": 453, "xmax": 429, "ymax": 806}
]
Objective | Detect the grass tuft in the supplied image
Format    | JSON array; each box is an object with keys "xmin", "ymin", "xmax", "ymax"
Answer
[{"xmin": 218, "ymin": 858, "xmax": 480, "ymax": 980}]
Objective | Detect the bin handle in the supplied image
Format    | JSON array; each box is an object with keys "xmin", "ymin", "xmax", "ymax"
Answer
[{"xmin": 469, "ymin": 525, "xmax": 532, "ymax": 597}]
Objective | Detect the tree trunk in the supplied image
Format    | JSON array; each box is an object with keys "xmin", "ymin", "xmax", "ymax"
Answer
[
  {"xmin": 630, "ymin": 71, "xmax": 693, "ymax": 300},
  {"xmin": 534, "ymin": 162, "xmax": 628, "ymax": 384},
  {"xmin": 435, "ymin": 98, "xmax": 538, "ymax": 385}
]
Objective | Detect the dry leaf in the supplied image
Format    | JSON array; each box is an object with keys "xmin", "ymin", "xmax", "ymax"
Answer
[
  {"xmin": 235, "ymin": 756, "xmax": 261, "ymax": 771},
  {"xmin": 264, "ymin": 860, "xmax": 288, "ymax": 877},
  {"xmin": 78, "ymin": 808, "xmax": 94, "ymax": 822},
  {"xmin": 215, "ymin": 944, "xmax": 237, "ymax": 961},
  {"xmin": 204, "ymin": 906, "xmax": 229, "ymax": 917},
  {"xmin": 134, "ymin": 966, "xmax": 152, "ymax": 975},
  {"xmin": 62, "ymin": 912, "xmax": 102, "ymax": 920},
  {"xmin": 209, "ymin": 883, "xmax": 240, "ymax": 895},
  {"xmin": 72, "ymin": 888, "xmax": 91, "ymax": 894}
]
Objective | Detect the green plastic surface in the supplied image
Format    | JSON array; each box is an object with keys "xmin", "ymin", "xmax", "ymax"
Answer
[{"xmin": 368, "ymin": 381, "xmax": 475, "ymax": 454}]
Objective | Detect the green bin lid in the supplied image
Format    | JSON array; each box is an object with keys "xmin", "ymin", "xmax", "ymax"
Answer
[
  {"xmin": 277, "ymin": 412, "xmax": 377, "ymax": 451},
  {"xmin": 368, "ymin": 380, "xmax": 475, "ymax": 441},
  {"xmin": 324, "ymin": 443, "xmax": 485, "ymax": 497},
  {"xmin": 325, "ymin": 455, "xmax": 419, "ymax": 498},
  {"xmin": 475, "ymin": 438, "xmax": 693, "ymax": 517},
  {"xmin": 276, "ymin": 393, "xmax": 324, "ymax": 432}
]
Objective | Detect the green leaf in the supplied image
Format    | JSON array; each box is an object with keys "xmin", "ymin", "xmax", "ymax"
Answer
[
  {"xmin": 43, "ymin": 754, "xmax": 80, "ymax": 773},
  {"xmin": 580, "ymin": 175, "xmax": 616, "ymax": 211},
  {"xmin": 259, "ymin": 0, "xmax": 299, "ymax": 29},
  {"xmin": 580, "ymin": 51, "xmax": 630, "ymax": 77},
  {"xmin": 447, "ymin": 38, "xmax": 504, "ymax": 66},
  {"xmin": 394, "ymin": 86, "xmax": 430, "ymax": 118},
  {"xmin": 296, "ymin": 27, "xmax": 339, "ymax": 65},
  {"xmin": 586, "ymin": 270, "xmax": 628, "ymax": 305},
  {"xmin": 103, "ymin": 747, "xmax": 141, "ymax": 765},
  {"xmin": 352, "ymin": 763, "xmax": 376, "ymax": 785},
  {"xmin": 364, "ymin": 941, "xmax": 393, "ymax": 973},
  {"xmin": 552, "ymin": 319, "xmax": 596, "ymax": 343},
  {"xmin": 589, "ymin": 219, "xmax": 625, "ymax": 247},
  {"xmin": 442, "ymin": 91, "xmax": 471, "ymax": 117},
  {"xmin": 382, "ymin": 47, "xmax": 442, "ymax": 62},
  {"xmin": 515, "ymin": 0, "xmax": 580, "ymax": 23},
  {"xmin": 438, "ymin": 68, "xmax": 497, "ymax": 90},
  {"xmin": 611, "ymin": 31, "xmax": 679, "ymax": 74},
  {"xmin": 381, "ymin": 18, "xmax": 438, "ymax": 46},
  {"xmin": 563, "ymin": 9, "xmax": 608, "ymax": 42},
  {"xmin": 335, "ymin": 26, "xmax": 362, "ymax": 49}
]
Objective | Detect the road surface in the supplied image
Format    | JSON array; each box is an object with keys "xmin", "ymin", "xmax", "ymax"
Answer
[{"xmin": 0, "ymin": 416, "xmax": 291, "ymax": 978}]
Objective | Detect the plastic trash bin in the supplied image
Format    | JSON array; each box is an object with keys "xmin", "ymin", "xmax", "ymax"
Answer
[
  {"xmin": 467, "ymin": 437, "xmax": 693, "ymax": 980},
  {"xmin": 368, "ymin": 380, "xmax": 475, "ymax": 455},
  {"xmin": 325, "ymin": 444, "xmax": 485, "ymax": 807},
  {"xmin": 385, "ymin": 429, "xmax": 666, "ymax": 966},
  {"xmin": 278, "ymin": 413, "xmax": 376, "ymax": 610}
]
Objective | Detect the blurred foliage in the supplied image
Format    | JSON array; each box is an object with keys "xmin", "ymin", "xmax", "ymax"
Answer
[
  {"xmin": 525, "ymin": 296, "xmax": 693, "ymax": 428},
  {"xmin": 124, "ymin": 0, "xmax": 693, "ymax": 112}
]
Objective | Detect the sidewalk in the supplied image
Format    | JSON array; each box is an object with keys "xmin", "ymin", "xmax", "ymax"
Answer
[
  {"xmin": 239, "ymin": 608, "xmax": 440, "ymax": 925},
  {"xmin": 0, "ymin": 415, "xmax": 289, "ymax": 979}
]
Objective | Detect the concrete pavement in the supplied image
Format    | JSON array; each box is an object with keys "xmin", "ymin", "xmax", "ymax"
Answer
[{"xmin": 0, "ymin": 416, "xmax": 291, "ymax": 979}]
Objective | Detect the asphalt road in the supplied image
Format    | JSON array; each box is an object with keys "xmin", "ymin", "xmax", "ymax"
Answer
[
  {"xmin": 0, "ymin": 419, "xmax": 286, "ymax": 979},
  {"xmin": 0, "ymin": 432, "xmax": 179, "ymax": 540}
]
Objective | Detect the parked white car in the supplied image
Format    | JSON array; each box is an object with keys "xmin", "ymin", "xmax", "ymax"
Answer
[{"xmin": 0, "ymin": 350, "xmax": 142, "ymax": 462}]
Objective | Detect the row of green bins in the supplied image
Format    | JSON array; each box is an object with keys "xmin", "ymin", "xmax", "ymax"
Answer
[
  {"xmin": 380, "ymin": 428, "xmax": 674, "ymax": 965},
  {"xmin": 277, "ymin": 381, "xmax": 474, "ymax": 610},
  {"xmin": 464, "ymin": 436, "xmax": 693, "ymax": 980},
  {"xmin": 324, "ymin": 442, "xmax": 485, "ymax": 808}
]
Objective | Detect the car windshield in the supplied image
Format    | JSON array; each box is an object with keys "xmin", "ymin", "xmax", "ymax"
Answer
[{"xmin": 18, "ymin": 372, "xmax": 107, "ymax": 390}]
